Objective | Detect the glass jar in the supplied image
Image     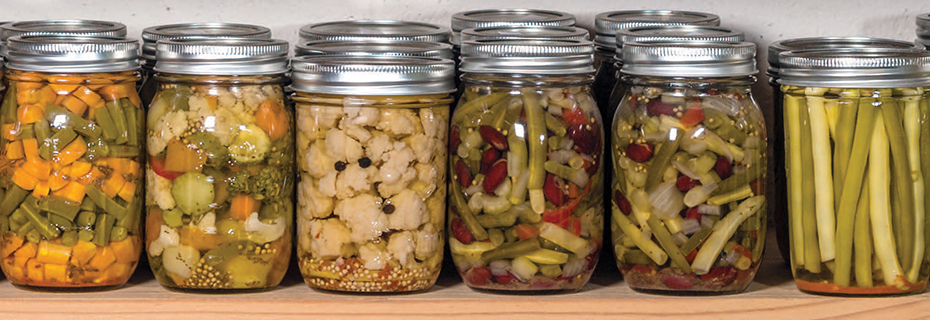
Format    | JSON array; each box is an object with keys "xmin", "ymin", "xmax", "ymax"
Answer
[
  {"xmin": 611, "ymin": 41, "xmax": 766, "ymax": 294},
  {"xmin": 918, "ymin": 13, "xmax": 930, "ymax": 49},
  {"xmin": 138, "ymin": 23, "xmax": 272, "ymax": 108},
  {"xmin": 0, "ymin": 20, "xmax": 127, "ymax": 60},
  {"xmin": 291, "ymin": 56, "xmax": 454, "ymax": 292},
  {"xmin": 0, "ymin": 35, "xmax": 142, "ymax": 289},
  {"xmin": 592, "ymin": 10, "xmax": 720, "ymax": 119},
  {"xmin": 766, "ymin": 37, "xmax": 925, "ymax": 264},
  {"xmin": 294, "ymin": 40, "xmax": 453, "ymax": 59},
  {"xmin": 461, "ymin": 26, "xmax": 588, "ymax": 42},
  {"xmin": 145, "ymin": 39, "xmax": 293, "ymax": 291},
  {"xmin": 779, "ymin": 50, "xmax": 930, "ymax": 295},
  {"xmin": 298, "ymin": 20, "xmax": 450, "ymax": 43},
  {"xmin": 452, "ymin": 39, "xmax": 603, "ymax": 291}
]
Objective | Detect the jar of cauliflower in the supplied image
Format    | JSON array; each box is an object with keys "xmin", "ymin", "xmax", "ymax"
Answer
[
  {"xmin": 451, "ymin": 39, "xmax": 604, "ymax": 291},
  {"xmin": 291, "ymin": 56, "xmax": 454, "ymax": 293},
  {"xmin": 145, "ymin": 39, "xmax": 293, "ymax": 291}
]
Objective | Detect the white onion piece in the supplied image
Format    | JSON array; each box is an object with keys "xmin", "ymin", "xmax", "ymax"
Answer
[
  {"xmin": 489, "ymin": 260, "xmax": 511, "ymax": 276},
  {"xmin": 701, "ymin": 215, "xmax": 716, "ymax": 229},
  {"xmin": 672, "ymin": 232, "xmax": 689, "ymax": 246},
  {"xmin": 673, "ymin": 161, "xmax": 701, "ymax": 180},
  {"xmin": 647, "ymin": 181, "xmax": 686, "ymax": 219},
  {"xmin": 697, "ymin": 204, "xmax": 723, "ymax": 215},
  {"xmin": 701, "ymin": 95, "xmax": 741, "ymax": 117},
  {"xmin": 680, "ymin": 219, "xmax": 702, "ymax": 235}
]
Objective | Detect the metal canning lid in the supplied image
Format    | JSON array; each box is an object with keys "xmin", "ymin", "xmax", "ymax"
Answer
[
  {"xmin": 777, "ymin": 49, "xmax": 930, "ymax": 88},
  {"xmin": 916, "ymin": 14, "xmax": 930, "ymax": 47},
  {"xmin": 461, "ymin": 26, "xmax": 589, "ymax": 42},
  {"xmin": 451, "ymin": 9, "xmax": 575, "ymax": 45},
  {"xmin": 767, "ymin": 37, "xmax": 924, "ymax": 77},
  {"xmin": 616, "ymin": 25, "xmax": 743, "ymax": 59},
  {"xmin": 154, "ymin": 38, "xmax": 289, "ymax": 75},
  {"xmin": 621, "ymin": 41, "xmax": 757, "ymax": 77},
  {"xmin": 1, "ymin": 20, "xmax": 127, "ymax": 58},
  {"xmin": 594, "ymin": 10, "xmax": 720, "ymax": 50},
  {"xmin": 298, "ymin": 20, "xmax": 450, "ymax": 43},
  {"xmin": 5, "ymin": 35, "xmax": 139, "ymax": 73},
  {"xmin": 459, "ymin": 38, "xmax": 594, "ymax": 75},
  {"xmin": 289, "ymin": 55, "xmax": 455, "ymax": 95},
  {"xmin": 141, "ymin": 22, "xmax": 272, "ymax": 61},
  {"xmin": 294, "ymin": 40, "xmax": 452, "ymax": 59}
]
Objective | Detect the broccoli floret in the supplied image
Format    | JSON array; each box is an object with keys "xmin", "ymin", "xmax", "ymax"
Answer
[
  {"xmin": 226, "ymin": 166, "xmax": 289, "ymax": 201},
  {"xmin": 227, "ymin": 170, "xmax": 252, "ymax": 195},
  {"xmin": 187, "ymin": 132, "xmax": 229, "ymax": 168}
]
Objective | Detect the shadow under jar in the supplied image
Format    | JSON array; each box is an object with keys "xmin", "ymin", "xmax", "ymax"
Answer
[
  {"xmin": 611, "ymin": 41, "xmax": 767, "ymax": 294},
  {"xmin": 145, "ymin": 39, "xmax": 293, "ymax": 292},
  {"xmin": 778, "ymin": 49, "xmax": 930, "ymax": 295},
  {"xmin": 451, "ymin": 39, "xmax": 604, "ymax": 291},
  {"xmin": 0, "ymin": 35, "xmax": 143, "ymax": 290},
  {"xmin": 291, "ymin": 56, "xmax": 455, "ymax": 293}
]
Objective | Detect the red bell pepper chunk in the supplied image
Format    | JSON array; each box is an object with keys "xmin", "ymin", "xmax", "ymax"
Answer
[
  {"xmin": 150, "ymin": 156, "xmax": 183, "ymax": 180},
  {"xmin": 514, "ymin": 224, "xmax": 541, "ymax": 240},
  {"xmin": 562, "ymin": 107, "xmax": 587, "ymax": 126},
  {"xmin": 679, "ymin": 102, "xmax": 704, "ymax": 127}
]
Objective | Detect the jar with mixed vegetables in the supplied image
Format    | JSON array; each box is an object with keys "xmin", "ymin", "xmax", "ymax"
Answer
[
  {"xmin": 0, "ymin": 36, "xmax": 143, "ymax": 289},
  {"xmin": 145, "ymin": 39, "xmax": 293, "ymax": 291},
  {"xmin": 611, "ymin": 41, "xmax": 766, "ymax": 294},
  {"xmin": 779, "ymin": 50, "xmax": 930, "ymax": 295},
  {"xmin": 451, "ymin": 39, "xmax": 603, "ymax": 291},
  {"xmin": 292, "ymin": 56, "xmax": 454, "ymax": 293}
]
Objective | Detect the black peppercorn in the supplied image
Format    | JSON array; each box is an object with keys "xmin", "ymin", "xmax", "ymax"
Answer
[
  {"xmin": 383, "ymin": 204, "xmax": 395, "ymax": 214},
  {"xmin": 334, "ymin": 161, "xmax": 346, "ymax": 172},
  {"xmin": 358, "ymin": 157, "xmax": 372, "ymax": 168}
]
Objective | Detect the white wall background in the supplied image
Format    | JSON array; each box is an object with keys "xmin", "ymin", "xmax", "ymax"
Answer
[{"xmin": 3, "ymin": 0, "xmax": 930, "ymax": 111}]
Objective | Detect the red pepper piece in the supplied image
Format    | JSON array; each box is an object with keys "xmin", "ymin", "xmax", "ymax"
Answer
[
  {"xmin": 562, "ymin": 107, "xmax": 587, "ymax": 126},
  {"xmin": 450, "ymin": 218, "xmax": 474, "ymax": 244},
  {"xmin": 150, "ymin": 156, "xmax": 183, "ymax": 180},
  {"xmin": 465, "ymin": 266, "xmax": 492, "ymax": 286}
]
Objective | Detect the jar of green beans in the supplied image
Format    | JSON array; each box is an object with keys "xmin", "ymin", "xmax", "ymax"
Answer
[
  {"xmin": 450, "ymin": 39, "xmax": 603, "ymax": 291},
  {"xmin": 779, "ymin": 49, "xmax": 930, "ymax": 295},
  {"xmin": 611, "ymin": 41, "xmax": 767, "ymax": 294}
]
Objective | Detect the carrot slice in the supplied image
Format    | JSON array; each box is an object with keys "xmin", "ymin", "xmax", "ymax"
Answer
[
  {"xmin": 6, "ymin": 140, "xmax": 24, "ymax": 160},
  {"xmin": 17, "ymin": 103, "xmax": 46, "ymax": 124},
  {"xmin": 255, "ymin": 100, "xmax": 289, "ymax": 141},
  {"xmin": 229, "ymin": 194, "xmax": 261, "ymax": 220},
  {"xmin": 52, "ymin": 181, "xmax": 85, "ymax": 203},
  {"xmin": 56, "ymin": 136, "xmax": 87, "ymax": 165},
  {"xmin": 12, "ymin": 168, "xmax": 38, "ymax": 190}
]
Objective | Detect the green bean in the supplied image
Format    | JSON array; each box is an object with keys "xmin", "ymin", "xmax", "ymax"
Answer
[
  {"xmin": 477, "ymin": 98, "xmax": 508, "ymax": 128},
  {"xmin": 79, "ymin": 196, "xmax": 96, "ymax": 211},
  {"xmin": 202, "ymin": 240, "xmax": 249, "ymax": 266},
  {"xmin": 21, "ymin": 199, "xmax": 60, "ymax": 239},
  {"xmin": 621, "ymin": 249, "xmax": 654, "ymax": 266},
  {"xmin": 16, "ymin": 221, "xmax": 34, "ymax": 238},
  {"xmin": 61, "ymin": 230, "xmax": 78, "ymax": 247},
  {"xmin": 785, "ymin": 93, "xmax": 808, "ymax": 267},
  {"xmin": 17, "ymin": 123, "xmax": 35, "ymax": 140},
  {"xmin": 108, "ymin": 145, "xmax": 141, "ymax": 158},
  {"xmin": 645, "ymin": 211, "xmax": 692, "ymax": 273},
  {"xmin": 544, "ymin": 161, "xmax": 588, "ymax": 188},
  {"xmin": 122, "ymin": 99, "xmax": 139, "ymax": 147},
  {"xmin": 703, "ymin": 108, "xmax": 728, "ymax": 129},
  {"xmin": 884, "ymin": 98, "xmax": 915, "ymax": 270},
  {"xmin": 539, "ymin": 264, "xmax": 562, "ymax": 278},
  {"xmin": 707, "ymin": 184, "xmax": 753, "ymax": 206},
  {"xmin": 93, "ymin": 213, "xmax": 114, "ymax": 247},
  {"xmin": 451, "ymin": 182, "xmax": 488, "ymax": 241},
  {"xmin": 545, "ymin": 113, "xmax": 566, "ymax": 136},
  {"xmin": 750, "ymin": 218, "xmax": 767, "ymax": 263},
  {"xmin": 709, "ymin": 151, "xmax": 764, "ymax": 197},
  {"xmin": 43, "ymin": 103, "xmax": 101, "ymax": 139},
  {"xmin": 516, "ymin": 205, "xmax": 540, "ymax": 224},
  {"xmin": 679, "ymin": 227, "xmax": 713, "ymax": 256},
  {"xmin": 476, "ymin": 212, "xmax": 517, "ymax": 229},
  {"xmin": 93, "ymin": 103, "xmax": 120, "ymax": 143},
  {"xmin": 488, "ymin": 228, "xmax": 505, "ymax": 247},
  {"xmin": 902, "ymin": 96, "xmax": 925, "ymax": 283},
  {"xmin": 48, "ymin": 214, "xmax": 74, "ymax": 230},
  {"xmin": 480, "ymin": 237, "xmax": 540, "ymax": 264},
  {"xmin": 107, "ymin": 99, "xmax": 129, "ymax": 145},
  {"xmin": 496, "ymin": 98, "xmax": 524, "ymax": 132},
  {"xmin": 868, "ymin": 108, "xmax": 906, "ymax": 287},
  {"xmin": 522, "ymin": 89, "xmax": 547, "ymax": 214},
  {"xmin": 452, "ymin": 92, "xmax": 508, "ymax": 125},
  {"xmin": 110, "ymin": 226, "xmax": 128, "ymax": 242},
  {"xmin": 806, "ymin": 94, "xmax": 836, "ymax": 262},
  {"xmin": 854, "ymin": 176, "xmax": 873, "ymax": 288},
  {"xmin": 833, "ymin": 94, "xmax": 859, "ymax": 208},
  {"xmin": 78, "ymin": 229, "xmax": 94, "ymax": 242},
  {"xmin": 799, "ymin": 95, "xmax": 822, "ymax": 273},
  {"xmin": 0, "ymin": 215, "xmax": 8, "ymax": 233},
  {"xmin": 45, "ymin": 127, "xmax": 78, "ymax": 155},
  {"xmin": 644, "ymin": 128, "xmax": 682, "ymax": 192},
  {"xmin": 25, "ymin": 229, "xmax": 41, "ymax": 243},
  {"xmin": 1, "ymin": 85, "xmax": 18, "ymax": 125},
  {"xmin": 0, "ymin": 185, "xmax": 29, "ymax": 217},
  {"xmin": 9, "ymin": 208, "xmax": 27, "ymax": 225},
  {"xmin": 76, "ymin": 211, "xmax": 96, "ymax": 228},
  {"xmin": 41, "ymin": 196, "xmax": 81, "ymax": 221},
  {"xmin": 692, "ymin": 196, "xmax": 765, "ymax": 274},
  {"xmin": 33, "ymin": 120, "xmax": 50, "ymax": 143},
  {"xmin": 919, "ymin": 97, "xmax": 930, "ymax": 277}
]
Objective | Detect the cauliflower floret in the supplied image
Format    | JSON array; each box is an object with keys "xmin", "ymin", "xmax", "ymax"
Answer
[
  {"xmin": 365, "ymin": 133, "xmax": 394, "ymax": 164},
  {"xmin": 415, "ymin": 224, "xmax": 440, "ymax": 261},
  {"xmin": 298, "ymin": 174, "xmax": 334, "ymax": 219},
  {"xmin": 241, "ymin": 86, "xmax": 267, "ymax": 111},
  {"xmin": 305, "ymin": 140, "xmax": 335, "ymax": 178},
  {"xmin": 297, "ymin": 106, "xmax": 326, "ymax": 143},
  {"xmin": 147, "ymin": 168, "xmax": 176, "ymax": 210},
  {"xmin": 376, "ymin": 109, "xmax": 418, "ymax": 137},
  {"xmin": 359, "ymin": 243, "xmax": 389, "ymax": 270},
  {"xmin": 228, "ymin": 100, "xmax": 255, "ymax": 124},
  {"xmin": 148, "ymin": 110, "xmax": 189, "ymax": 156},
  {"xmin": 216, "ymin": 87, "xmax": 238, "ymax": 109},
  {"xmin": 335, "ymin": 194, "xmax": 389, "ymax": 243},
  {"xmin": 377, "ymin": 167, "xmax": 416, "ymax": 198},
  {"xmin": 262, "ymin": 85, "xmax": 284, "ymax": 100},
  {"xmin": 306, "ymin": 105, "xmax": 342, "ymax": 131},
  {"xmin": 148, "ymin": 225, "xmax": 179, "ymax": 257},
  {"xmin": 419, "ymin": 108, "xmax": 447, "ymax": 139},
  {"xmin": 318, "ymin": 171, "xmax": 337, "ymax": 197},
  {"xmin": 188, "ymin": 95, "xmax": 210, "ymax": 115},
  {"xmin": 343, "ymin": 105, "xmax": 380, "ymax": 127},
  {"xmin": 324, "ymin": 128, "xmax": 364, "ymax": 162},
  {"xmin": 412, "ymin": 163, "xmax": 439, "ymax": 196},
  {"xmin": 379, "ymin": 144, "xmax": 416, "ymax": 184},
  {"xmin": 387, "ymin": 189, "xmax": 427, "ymax": 230},
  {"xmin": 245, "ymin": 212, "xmax": 286, "ymax": 243},
  {"xmin": 208, "ymin": 107, "xmax": 243, "ymax": 146},
  {"xmin": 344, "ymin": 125, "xmax": 372, "ymax": 144},
  {"xmin": 405, "ymin": 133, "xmax": 437, "ymax": 163},
  {"xmin": 197, "ymin": 212, "xmax": 217, "ymax": 234},
  {"xmin": 387, "ymin": 231, "xmax": 416, "ymax": 267},
  {"xmin": 308, "ymin": 219, "xmax": 351, "ymax": 259},
  {"xmin": 335, "ymin": 163, "xmax": 371, "ymax": 199}
]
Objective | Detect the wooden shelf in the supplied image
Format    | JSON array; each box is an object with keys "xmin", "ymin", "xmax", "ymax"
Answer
[{"xmin": 2, "ymin": 232, "xmax": 930, "ymax": 319}]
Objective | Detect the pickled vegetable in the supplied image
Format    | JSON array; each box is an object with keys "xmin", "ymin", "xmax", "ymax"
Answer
[
  {"xmin": 784, "ymin": 86, "xmax": 930, "ymax": 294},
  {"xmin": 0, "ymin": 70, "xmax": 143, "ymax": 288},
  {"xmin": 612, "ymin": 84, "xmax": 767, "ymax": 293},
  {"xmin": 145, "ymin": 77, "xmax": 293, "ymax": 290},
  {"xmin": 450, "ymin": 84, "xmax": 604, "ymax": 291},
  {"xmin": 294, "ymin": 93, "xmax": 449, "ymax": 292}
]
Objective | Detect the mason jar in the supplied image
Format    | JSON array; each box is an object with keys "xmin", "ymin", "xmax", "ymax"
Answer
[
  {"xmin": 0, "ymin": 20, "xmax": 127, "ymax": 60},
  {"xmin": 292, "ymin": 56, "xmax": 454, "ymax": 292},
  {"xmin": 451, "ymin": 39, "xmax": 603, "ymax": 291},
  {"xmin": 918, "ymin": 13, "xmax": 930, "ymax": 49},
  {"xmin": 592, "ymin": 10, "xmax": 720, "ymax": 119},
  {"xmin": 293, "ymin": 40, "xmax": 453, "ymax": 59},
  {"xmin": 138, "ymin": 23, "xmax": 272, "ymax": 107},
  {"xmin": 779, "ymin": 49, "xmax": 930, "ymax": 295},
  {"xmin": 145, "ymin": 39, "xmax": 293, "ymax": 291},
  {"xmin": 460, "ymin": 26, "xmax": 589, "ymax": 42},
  {"xmin": 0, "ymin": 35, "xmax": 142, "ymax": 289},
  {"xmin": 767, "ymin": 37, "xmax": 924, "ymax": 264},
  {"xmin": 611, "ymin": 41, "xmax": 766, "ymax": 294},
  {"xmin": 298, "ymin": 20, "xmax": 450, "ymax": 44}
]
